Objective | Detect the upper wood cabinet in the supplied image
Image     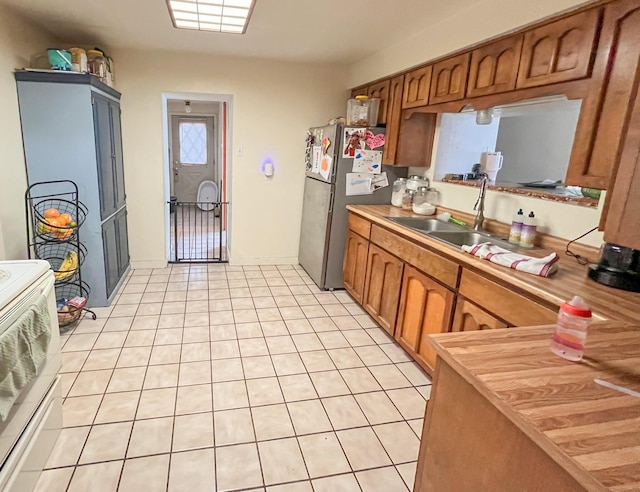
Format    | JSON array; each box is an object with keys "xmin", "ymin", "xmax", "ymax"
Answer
[
  {"xmin": 429, "ymin": 53, "xmax": 471, "ymax": 104},
  {"xmin": 343, "ymin": 230, "xmax": 370, "ymax": 304},
  {"xmin": 602, "ymin": 3, "xmax": 640, "ymax": 249},
  {"xmin": 467, "ymin": 35, "xmax": 523, "ymax": 97},
  {"xmin": 350, "ymin": 87, "xmax": 368, "ymax": 99},
  {"xmin": 452, "ymin": 298, "xmax": 508, "ymax": 332},
  {"xmin": 362, "ymin": 244, "xmax": 404, "ymax": 336},
  {"xmin": 402, "ymin": 66, "xmax": 432, "ymax": 108},
  {"xmin": 395, "ymin": 265, "xmax": 455, "ymax": 373},
  {"xmin": 382, "ymin": 75, "xmax": 404, "ymax": 166},
  {"xmin": 568, "ymin": 1, "xmax": 640, "ymax": 190},
  {"xmin": 367, "ymin": 80, "xmax": 390, "ymax": 125},
  {"xmin": 395, "ymin": 112, "xmax": 437, "ymax": 167},
  {"xmin": 516, "ymin": 9, "xmax": 600, "ymax": 89}
]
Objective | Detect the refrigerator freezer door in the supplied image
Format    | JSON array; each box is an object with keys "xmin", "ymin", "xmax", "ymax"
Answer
[
  {"xmin": 305, "ymin": 125, "xmax": 340, "ymax": 183},
  {"xmin": 298, "ymin": 177, "xmax": 334, "ymax": 288}
]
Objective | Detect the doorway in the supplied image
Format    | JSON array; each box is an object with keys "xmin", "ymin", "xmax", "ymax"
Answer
[
  {"xmin": 163, "ymin": 96, "xmax": 231, "ymax": 263},
  {"xmin": 171, "ymin": 114, "xmax": 216, "ymax": 202}
]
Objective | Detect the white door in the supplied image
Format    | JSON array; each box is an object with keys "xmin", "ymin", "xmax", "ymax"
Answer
[{"xmin": 171, "ymin": 115, "xmax": 216, "ymax": 202}]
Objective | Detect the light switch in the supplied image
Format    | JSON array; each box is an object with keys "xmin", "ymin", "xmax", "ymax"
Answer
[{"xmin": 236, "ymin": 144, "xmax": 244, "ymax": 157}]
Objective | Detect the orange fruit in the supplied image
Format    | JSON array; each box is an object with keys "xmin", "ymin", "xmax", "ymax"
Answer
[
  {"xmin": 56, "ymin": 229, "xmax": 72, "ymax": 240},
  {"xmin": 59, "ymin": 213, "xmax": 72, "ymax": 225},
  {"xmin": 44, "ymin": 218, "xmax": 59, "ymax": 233},
  {"xmin": 44, "ymin": 208, "xmax": 60, "ymax": 218}
]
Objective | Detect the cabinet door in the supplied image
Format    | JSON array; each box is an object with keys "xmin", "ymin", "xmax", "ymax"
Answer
[
  {"xmin": 603, "ymin": 4, "xmax": 640, "ymax": 250},
  {"xmin": 395, "ymin": 266, "xmax": 455, "ymax": 373},
  {"xmin": 452, "ymin": 298, "xmax": 508, "ymax": 332},
  {"xmin": 343, "ymin": 230, "xmax": 369, "ymax": 304},
  {"xmin": 382, "ymin": 75, "xmax": 404, "ymax": 165},
  {"xmin": 102, "ymin": 216, "xmax": 119, "ymax": 298},
  {"xmin": 467, "ymin": 35, "xmax": 523, "ymax": 97},
  {"xmin": 351, "ymin": 87, "xmax": 368, "ymax": 99},
  {"xmin": 429, "ymin": 53, "xmax": 471, "ymax": 105},
  {"xmin": 109, "ymin": 101, "xmax": 126, "ymax": 211},
  {"xmin": 115, "ymin": 207, "xmax": 130, "ymax": 277},
  {"xmin": 395, "ymin": 112, "xmax": 437, "ymax": 167},
  {"xmin": 516, "ymin": 9, "xmax": 600, "ymax": 89},
  {"xmin": 402, "ymin": 66, "xmax": 432, "ymax": 109},
  {"xmin": 93, "ymin": 95, "xmax": 116, "ymax": 220},
  {"xmin": 368, "ymin": 80, "xmax": 390, "ymax": 125},
  {"xmin": 568, "ymin": 2, "xmax": 640, "ymax": 190},
  {"xmin": 362, "ymin": 244, "xmax": 404, "ymax": 336}
]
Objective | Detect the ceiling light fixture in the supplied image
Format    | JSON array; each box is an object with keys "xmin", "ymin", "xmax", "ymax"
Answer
[{"xmin": 167, "ymin": 0, "xmax": 256, "ymax": 34}]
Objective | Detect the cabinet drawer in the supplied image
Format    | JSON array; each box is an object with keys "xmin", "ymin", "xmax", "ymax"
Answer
[
  {"xmin": 459, "ymin": 270, "xmax": 557, "ymax": 326},
  {"xmin": 348, "ymin": 213, "xmax": 372, "ymax": 239},
  {"xmin": 370, "ymin": 225, "xmax": 459, "ymax": 288}
]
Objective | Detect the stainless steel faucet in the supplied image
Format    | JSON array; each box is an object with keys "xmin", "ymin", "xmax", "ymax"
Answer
[{"xmin": 473, "ymin": 174, "xmax": 489, "ymax": 231}]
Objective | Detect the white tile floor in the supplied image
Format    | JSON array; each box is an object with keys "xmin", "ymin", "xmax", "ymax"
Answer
[{"xmin": 36, "ymin": 264, "xmax": 431, "ymax": 492}]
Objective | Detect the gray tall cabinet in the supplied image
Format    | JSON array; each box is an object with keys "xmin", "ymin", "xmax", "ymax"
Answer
[{"xmin": 15, "ymin": 71, "xmax": 130, "ymax": 307}]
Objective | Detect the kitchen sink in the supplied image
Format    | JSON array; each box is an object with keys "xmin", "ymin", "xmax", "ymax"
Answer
[
  {"xmin": 428, "ymin": 230, "xmax": 518, "ymax": 250},
  {"xmin": 386, "ymin": 216, "xmax": 463, "ymax": 233},
  {"xmin": 386, "ymin": 215, "xmax": 526, "ymax": 251}
]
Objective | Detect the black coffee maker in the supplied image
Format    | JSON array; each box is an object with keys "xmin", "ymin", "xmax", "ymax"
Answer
[{"xmin": 589, "ymin": 243, "xmax": 640, "ymax": 292}]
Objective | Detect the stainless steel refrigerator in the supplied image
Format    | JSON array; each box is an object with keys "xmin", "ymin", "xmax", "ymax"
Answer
[{"xmin": 298, "ymin": 124, "xmax": 407, "ymax": 290}]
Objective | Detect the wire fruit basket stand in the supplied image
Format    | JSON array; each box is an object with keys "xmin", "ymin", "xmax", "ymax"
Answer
[{"xmin": 25, "ymin": 180, "xmax": 96, "ymax": 329}]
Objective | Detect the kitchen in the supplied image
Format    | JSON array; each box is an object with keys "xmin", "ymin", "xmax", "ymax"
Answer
[{"xmin": 0, "ymin": 0, "xmax": 639, "ymax": 491}]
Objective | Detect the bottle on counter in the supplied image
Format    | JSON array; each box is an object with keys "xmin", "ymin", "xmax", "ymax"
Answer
[
  {"xmin": 391, "ymin": 178, "xmax": 407, "ymax": 208},
  {"xmin": 412, "ymin": 187, "xmax": 437, "ymax": 215},
  {"xmin": 550, "ymin": 296, "xmax": 592, "ymax": 361},
  {"xmin": 508, "ymin": 208, "xmax": 524, "ymax": 244},
  {"xmin": 519, "ymin": 211, "xmax": 536, "ymax": 248},
  {"xmin": 401, "ymin": 189, "xmax": 417, "ymax": 210},
  {"xmin": 406, "ymin": 175, "xmax": 429, "ymax": 191}
]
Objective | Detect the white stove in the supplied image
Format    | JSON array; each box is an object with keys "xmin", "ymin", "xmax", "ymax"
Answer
[
  {"xmin": 0, "ymin": 260, "xmax": 49, "ymax": 312},
  {"xmin": 0, "ymin": 259, "xmax": 61, "ymax": 492}
]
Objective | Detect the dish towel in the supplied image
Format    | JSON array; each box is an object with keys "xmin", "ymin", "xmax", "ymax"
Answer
[
  {"xmin": 462, "ymin": 242, "xmax": 560, "ymax": 277},
  {"xmin": 0, "ymin": 294, "xmax": 52, "ymax": 421}
]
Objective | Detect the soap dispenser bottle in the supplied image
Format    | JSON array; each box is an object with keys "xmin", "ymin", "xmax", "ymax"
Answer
[
  {"xmin": 519, "ymin": 211, "xmax": 537, "ymax": 248},
  {"xmin": 508, "ymin": 209, "xmax": 524, "ymax": 244}
]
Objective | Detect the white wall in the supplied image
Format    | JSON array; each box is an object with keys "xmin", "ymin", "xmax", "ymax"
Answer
[
  {"xmin": 495, "ymin": 105, "xmax": 581, "ymax": 183},
  {"xmin": 0, "ymin": 10, "xmax": 59, "ymax": 260},
  {"xmin": 112, "ymin": 49, "xmax": 347, "ymax": 267},
  {"xmin": 348, "ymin": 0, "xmax": 591, "ymax": 86}
]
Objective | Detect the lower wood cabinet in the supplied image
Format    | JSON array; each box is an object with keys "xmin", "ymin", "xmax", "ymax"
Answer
[
  {"xmin": 395, "ymin": 265, "xmax": 455, "ymax": 373},
  {"xmin": 452, "ymin": 298, "xmax": 508, "ymax": 332},
  {"xmin": 343, "ymin": 230, "xmax": 369, "ymax": 304},
  {"xmin": 362, "ymin": 244, "xmax": 404, "ymax": 336}
]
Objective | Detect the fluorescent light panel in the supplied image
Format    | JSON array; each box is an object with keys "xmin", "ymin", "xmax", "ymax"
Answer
[{"xmin": 168, "ymin": 0, "xmax": 255, "ymax": 34}]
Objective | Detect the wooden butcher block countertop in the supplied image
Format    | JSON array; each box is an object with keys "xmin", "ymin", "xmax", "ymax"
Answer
[
  {"xmin": 346, "ymin": 205, "xmax": 640, "ymax": 323},
  {"xmin": 428, "ymin": 321, "xmax": 640, "ymax": 491}
]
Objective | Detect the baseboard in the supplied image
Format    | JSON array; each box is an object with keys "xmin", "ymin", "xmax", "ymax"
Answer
[
  {"xmin": 130, "ymin": 259, "xmax": 168, "ymax": 270},
  {"xmin": 228, "ymin": 256, "xmax": 299, "ymax": 266}
]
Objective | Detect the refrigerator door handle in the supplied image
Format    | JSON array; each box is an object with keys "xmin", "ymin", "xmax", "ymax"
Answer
[{"xmin": 328, "ymin": 190, "xmax": 335, "ymax": 214}]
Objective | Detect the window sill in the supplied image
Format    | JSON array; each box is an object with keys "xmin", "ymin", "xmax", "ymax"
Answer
[{"xmin": 440, "ymin": 179, "xmax": 599, "ymax": 208}]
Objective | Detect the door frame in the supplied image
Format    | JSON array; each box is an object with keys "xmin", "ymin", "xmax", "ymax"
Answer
[{"xmin": 161, "ymin": 92, "xmax": 233, "ymax": 264}]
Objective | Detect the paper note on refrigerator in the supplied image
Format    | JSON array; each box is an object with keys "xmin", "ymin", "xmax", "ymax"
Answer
[
  {"xmin": 352, "ymin": 149, "xmax": 383, "ymax": 174},
  {"xmin": 319, "ymin": 154, "xmax": 333, "ymax": 180},
  {"xmin": 311, "ymin": 145, "xmax": 321, "ymax": 173},
  {"xmin": 346, "ymin": 173, "xmax": 374, "ymax": 196},
  {"xmin": 371, "ymin": 172, "xmax": 389, "ymax": 192}
]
